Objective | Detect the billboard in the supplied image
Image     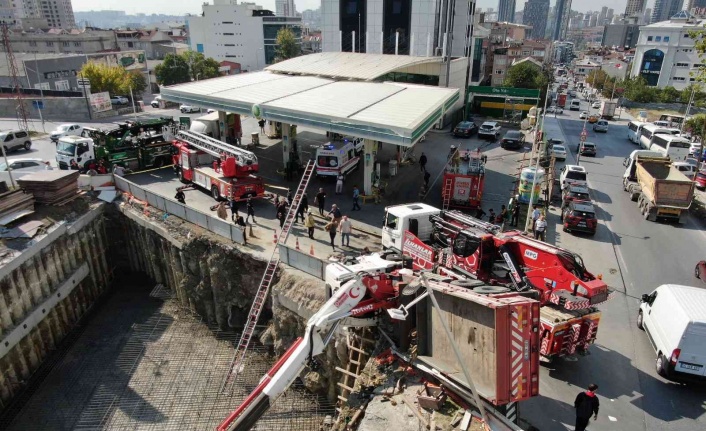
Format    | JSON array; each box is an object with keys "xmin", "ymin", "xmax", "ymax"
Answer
[
  {"xmin": 90, "ymin": 92, "xmax": 112, "ymax": 113},
  {"xmin": 85, "ymin": 50, "xmax": 147, "ymax": 71}
]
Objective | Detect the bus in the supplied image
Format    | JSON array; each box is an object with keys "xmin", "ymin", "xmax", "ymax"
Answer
[
  {"xmin": 658, "ymin": 114, "xmax": 685, "ymax": 128},
  {"xmin": 650, "ymin": 134, "xmax": 691, "ymax": 160},
  {"xmin": 639, "ymin": 124, "xmax": 681, "ymax": 149},
  {"xmin": 627, "ymin": 120, "xmax": 647, "ymax": 144}
]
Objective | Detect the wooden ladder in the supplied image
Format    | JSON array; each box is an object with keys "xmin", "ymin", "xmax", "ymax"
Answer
[
  {"xmin": 336, "ymin": 328, "xmax": 376, "ymax": 408},
  {"xmin": 220, "ymin": 160, "xmax": 316, "ymax": 392}
]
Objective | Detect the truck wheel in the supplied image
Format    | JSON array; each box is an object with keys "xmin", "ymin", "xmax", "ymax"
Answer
[
  {"xmin": 643, "ymin": 207, "xmax": 650, "ymax": 220},
  {"xmin": 637, "ymin": 310, "xmax": 644, "ymax": 330},
  {"xmin": 656, "ymin": 353, "xmax": 669, "ymax": 377},
  {"xmin": 154, "ymin": 157, "xmax": 164, "ymax": 168},
  {"xmin": 211, "ymin": 186, "xmax": 221, "ymax": 201},
  {"xmin": 630, "ymin": 191, "xmax": 639, "ymax": 202}
]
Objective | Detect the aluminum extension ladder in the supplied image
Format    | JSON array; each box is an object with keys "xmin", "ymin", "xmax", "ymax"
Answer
[
  {"xmin": 176, "ymin": 130, "xmax": 257, "ymax": 165},
  {"xmin": 220, "ymin": 159, "xmax": 316, "ymax": 392}
]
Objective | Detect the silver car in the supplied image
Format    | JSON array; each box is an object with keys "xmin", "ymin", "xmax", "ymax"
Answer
[{"xmin": 593, "ymin": 120, "xmax": 609, "ymax": 133}]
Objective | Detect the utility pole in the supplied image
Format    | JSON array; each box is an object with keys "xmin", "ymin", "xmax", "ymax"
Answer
[{"xmin": 524, "ymin": 82, "xmax": 552, "ymax": 234}]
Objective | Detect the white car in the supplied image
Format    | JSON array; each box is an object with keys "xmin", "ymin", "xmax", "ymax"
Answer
[
  {"xmin": 551, "ymin": 144, "xmax": 567, "ymax": 160},
  {"xmin": 0, "ymin": 157, "xmax": 46, "ymax": 184},
  {"xmin": 50, "ymin": 123, "xmax": 83, "ymax": 142},
  {"xmin": 180, "ymin": 104, "xmax": 201, "ymax": 113},
  {"xmin": 560, "ymin": 164, "xmax": 588, "ymax": 188},
  {"xmin": 478, "ymin": 121, "xmax": 501, "ymax": 140},
  {"xmin": 207, "ymin": 108, "xmax": 216, "ymax": 114},
  {"xmin": 547, "ymin": 106, "xmax": 564, "ymax": 114},
  {"xmin": 591, "ymin": 102, "xmax": 601, "ymax": 109},
  {"xmin": 689, "ymin": 142, "xmax": 702, "ymax": 157},
  {"xmin": 111, "ymin": 96, "xmax": 129, "ymax": 105},
  {"xmin": 673, "ymin": 161, "xmax": 697, "ymax": 179},
  {"xmin": 579, "ymin": 111, "xmax": 589, "ymax": 119},
  {"xmin": 150, "ymin": 95, "xmax": 163, "ymax": 108}
]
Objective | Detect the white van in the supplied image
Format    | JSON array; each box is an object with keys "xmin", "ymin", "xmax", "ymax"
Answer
[
  {"xmin": 569, "ymin": 99, "xmax": 581, "ymax": 111},
  {"xmin": 638, "ymin": 284, "xmax": 706, "ymax": 381},
  {"xmin": 315, "ymin": 140, "xmax": 360, "ymax": 179}
]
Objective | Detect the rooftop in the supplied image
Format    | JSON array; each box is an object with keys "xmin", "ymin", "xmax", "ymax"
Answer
[{"xmin": 0, "ymin": 53, "xmax": 83, "ymax": 77}]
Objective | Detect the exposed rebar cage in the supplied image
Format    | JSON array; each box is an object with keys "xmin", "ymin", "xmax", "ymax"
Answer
[
  {"xmin": 1, "ymin": 23, "xmax": 29, "ymax": 131},
  {"xmin": 1, "ymin": 283, "xmax": 335, "ymax": 431}
]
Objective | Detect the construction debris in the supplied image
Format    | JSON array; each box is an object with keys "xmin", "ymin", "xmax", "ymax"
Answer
[
  {"xmin": 0, "ymin": 220, "xmax": 44, "ymax": 239},
  {"xmin": 16, "ymin": 170, "xmax": 80, "ymax": 205},
  {"xmin": 0, "ymin": 189, "xmax": 34, "ymax": 225}
]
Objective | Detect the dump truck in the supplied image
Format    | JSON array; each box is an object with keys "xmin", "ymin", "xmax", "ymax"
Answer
[
  {"xmin": 557, "ymin": 93, "xmax": 567, "ymax": 108},
  {"xmin": 600, "ymin": 100, "xmax": 617, "ymax": 120},
  {"xmin": 625, "ymin": 156, "xmax": 694, "ymax": 223}
]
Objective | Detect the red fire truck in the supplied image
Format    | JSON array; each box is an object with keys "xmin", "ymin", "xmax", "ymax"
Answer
[
  {"xmin": 441, "ymin": 148, "xmax": 486, "ymax": 211},
  {"xmin": 172, "ymin": 130, "xmax": 265, "ymax": 201}
]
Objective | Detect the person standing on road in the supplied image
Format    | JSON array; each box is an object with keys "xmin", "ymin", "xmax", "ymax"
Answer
[
  {"xmin": 511, "ymin": 203, "xmax": 520, "ymax": 227},
  {"xmin": 286, "ymin": 188, "xmax": 293, "ymax": 205},
  {"xmin": 574, "ymin": 384, "xmax": 600, "ymax": 431},
  {"xmin": 335, "ymin": 173, "xmax": 344, "ymax": 194},
  {"xmin": 352, "ymin": 185, "xmax": 361, "ymax": 211},
  {"xmin": 475, "ymin": 206, "xmax": 486, "ymax": 220},
  {"xmin": 419, "ymin": 152, "xmax": 427, "ymax": 173},
  {"xmin": 423, "ymin": 170, "xmax": 431, "ymax": 188},
  {"xmin": 325, "ymin": 220, "xmax": 338, "ymax": 251},
  {"xmin": 339, "ymin": 215, "xmax": 352, "ymax": 247},
  {"xmin": 276, "ymin": 201, "xmax": 287, "ymax": 228},
  {"xmin": 328, "ymin": 204, "xmax": 342, "ymax": 223},
  {"xmin": 315, "ymin": 188, "xmax": 326, "ymax": 216},
  {"xmin": 245, "ymin": 197, "xmax": 256, "ymax": 223},
  {"xmin": 216, "ymin": 201, "xmax": 228, "ymax": 220},
  {"xmin": 228, "ymin": 198, "xmax": 239, "ymax": 222},
  {"xmin": 488, "ymin": 209, "xmax": 496, "ymax": 223},
  {"xmin": 305, "ymin": 210, "xmax": 316, "ymax": 239},
  {"xmin": 532, "ymin": 206, "xmax": 541, "ymax": 234},
  {"xmin": 258, "ymin": 119, "xmax": 266, "ymax": 134},
  {"xmin": 534, "ymin": 215, "xmax": 547, "ymax": 241},
  {"xmin": 296, "ymin": 193, "xmax": 308, "ymax": 223}
]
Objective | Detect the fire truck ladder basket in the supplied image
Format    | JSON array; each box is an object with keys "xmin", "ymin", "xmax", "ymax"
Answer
[
  {"xmin": 220, "ymin": 160, "xmax": 316, "ymax": 394},
  {"xmin": 442, "ymin": 177, "xmax": 453, "ymax": 211},
  {"xmin": 176, "ymin": 130, "xmax": 257, "ymax": 165}
]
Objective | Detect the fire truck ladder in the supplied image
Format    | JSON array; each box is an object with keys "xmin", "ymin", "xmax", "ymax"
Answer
[
  {"xmin": 442, "ymin": 177, "xmax": 453, "ymax": 211},
  {"xmin": 220, "ymin": 159, "xmax": 316, "ymax": 393},
  {"xmin": 436, "ymin": 210, "xmax": 500, "ymax": 234},
  {"xmin": 176, "ymin": 130, "xmax": 257, "ymax": 165}
]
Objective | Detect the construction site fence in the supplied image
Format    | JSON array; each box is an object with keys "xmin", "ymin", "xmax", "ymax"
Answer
[
  {"xmin": 277, "ymin": 244, "xmax": 327, "ymax": 280},
  {"xmin": 114, "ymin": 175, "xmax": 246, "ymax": 245}
]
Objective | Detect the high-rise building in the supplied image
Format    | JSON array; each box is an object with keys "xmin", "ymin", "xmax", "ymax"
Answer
[
  {"xmin": 589, "ymin": 12, "xmax": 598, "ymax": 27},
  {"xmin": 687, "ymin": 0, "xmax": 706, "ymax": 9},
  {"xmin": 523, "ymin": 0, "xmax": 550, "ymax": 39},
  {"xmin": 498, "ymin": 0, "xmax": 517, "ymax": 22},
  {"xmin": 652, "ymin": 0, "xmax": 684, "ymax": 23},
  {"xmin": 0, "ymin": 0, "xmax": 75, "ymax": 28},
  {"xmin": 552, "ymin": 0, "xmax": 572, "ymax": 40},
  {"xmin": 599, "ymin": 6, "xmax": 608, "ymax": 23},
  {"xmin": 607, "ymin": 8, "xmax": 614, "ymax": 21},
  {"xmin": 625, "ymin": 0, "xmax": 647, "ymax": 17},
  {"xmin": 643, "ymin": 8, "xmax": 652, "ymax": 23},
  {"xmin": 275, "ymin": 0, "xmax": 297, "ymax": 17}
]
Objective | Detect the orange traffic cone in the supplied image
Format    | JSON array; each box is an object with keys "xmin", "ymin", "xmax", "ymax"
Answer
[
  {"xmin": 309, "ymin": 244, "xmax": 315, "ymax": 256},
  {"xmin": 296, "ymin": 237, "xmax": 300, "ymax": 250}
]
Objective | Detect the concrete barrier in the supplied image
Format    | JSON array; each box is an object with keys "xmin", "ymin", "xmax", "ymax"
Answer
[{"xmin": 278, "ymin": 244, "xmax": 326, "ymax": 279}]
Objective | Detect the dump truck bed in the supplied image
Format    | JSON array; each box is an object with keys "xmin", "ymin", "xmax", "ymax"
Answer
[{"xmin": 636, "ymin": 160, "xmax": 694, "ymax": 208}]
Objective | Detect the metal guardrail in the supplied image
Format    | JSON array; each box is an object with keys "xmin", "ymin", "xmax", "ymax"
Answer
[
  {"xmin": 114, "ymin": 175, "xmax": 245, "ymax": 245},
  {"xmin": 277, "ymin": 244, "xmax": 327, "ymax": 280}
]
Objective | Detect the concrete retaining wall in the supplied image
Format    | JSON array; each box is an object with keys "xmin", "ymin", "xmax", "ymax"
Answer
[
  {"xmin": 0, "ymin": 205, "xmax": 111, "ymax": 408},
  {"xmin": 0, "ymin": 97, "xmax": 143, "ymax": 121}
]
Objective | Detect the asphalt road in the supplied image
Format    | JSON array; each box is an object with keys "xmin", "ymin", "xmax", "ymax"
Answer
[{"xmin": 522, "ymin": 97, "xmax": 706, "ymax": 431}]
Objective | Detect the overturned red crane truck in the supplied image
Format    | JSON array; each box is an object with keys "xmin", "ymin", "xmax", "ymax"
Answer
[{"xmin": 381, "ymin": 203, "xmax": 614, "ymax": 361}]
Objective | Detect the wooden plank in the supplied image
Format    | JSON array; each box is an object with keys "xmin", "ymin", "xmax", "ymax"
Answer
[{"xmin": 336, "ymin": 382, "xmax": 354, "ymax": 392}]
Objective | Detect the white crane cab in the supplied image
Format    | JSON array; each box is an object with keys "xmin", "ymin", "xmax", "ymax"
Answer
[
  {"xmin": 315, "ymin": 140, "xmax": 360, "ymax": 179},
  {"xmin": 639, "ymin": 284, "xmax": 706, "ymax": 381},
  {"xmin": 382, "ymin": 203, "xmax": 440, "ymax": 252}
]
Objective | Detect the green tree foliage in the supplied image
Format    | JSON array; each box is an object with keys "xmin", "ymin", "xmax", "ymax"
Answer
[
  {"xmin": 155, "ymin": 53, "xmax": 190, "ymax": 85},
  {"xmin": 503, "ymin": 62, "xmax": 552, "ymax": 103},
  {"xmin": 79, "ymin": 62, "xmax": 131, "ymax": 96},
  {"xmin": 685, "ymin": 114, "xmax": 706, "ymax": 141},
  {"xmin": 187, "ymin": 53, "xmax": 221, "ymax": 81},
  {"xmin": 275, "ymin": 28, "xmax": 301, "ymax": 63},
  {"xmin": 127, "ymin": 70, "xmax": 147, "ymax": 94},
  {"xmin": 689, "ymin": 28, "xmax": 706, "ymax": 83}
]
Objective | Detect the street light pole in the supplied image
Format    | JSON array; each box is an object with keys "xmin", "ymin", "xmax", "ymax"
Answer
[
  {"xmin": 33, "ymin": 53, "xmax": 45, "ymax": 132},
  {"xmin": 129, "ymin": 85, "xmax": 137, "ymax": 121},
  {"xmin": 524, "ymin": 81, "xmax": 552, "ymax": 234}
]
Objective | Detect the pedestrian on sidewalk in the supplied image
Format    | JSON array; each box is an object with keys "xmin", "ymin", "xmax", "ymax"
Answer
[
  {"xmin": 531, "ymin": 206, "xmax": 541, "ymax": 234},
  {"xmin": 315, "ymin": 188, "xmax": 326, "ymax": 216},
  {"xmin": 339, "ymin": 215, "xmax": 352, "ymax": 247},
  {"xmin": 534, "ymin": 215, "xmax": 547, "ymax": 241},
  {"xmin": 352, "ymin": 185, "xmax": 361, "ymax": 211},
  {"xmin": 574, "ymin": 384, "xmax": 599, "ymax": 431},
  {"xmin": 216, "ymin": 201, "xmax": 228, "ymax": 220},
  {"xmin": 335, "ymin": 173, "xmax": 344, "ymax": 194},
  {"xmin": 325, "ymin": 220, "xmax": 338, "ymax": 251},
  {"xmin": 328, "ymin": 204, "xmax": 342, "ymax": 223},
  {"xmin": 228, "ymin": 198, "xmax": 239, "ymax": 221},
  {"xmin": 511, "ymin": 203, "xmax": 520, "ymax": 227},
  {"xmin": 245, "ymin": 197, "xmax": 256, "ymax": 223},
  {"xmin": 258, "ymin": 119, "xmax": 265, "ymax": 134},
  {"xmin": 419, "ymin": 152, "xmax": 427, "ymax": 173},
  {"xmin": 305, "ymin": 210, "xmax": 316, "ymax": 239}
]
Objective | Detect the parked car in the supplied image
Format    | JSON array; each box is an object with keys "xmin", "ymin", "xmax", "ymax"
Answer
[
  {"xmin": 551, "ymin": 144, "xmax": 567, "ymax": 160},
  {"xmin": 547, "ymin": 106, "xmax": 564, "ymax": 114},
  {"xmin": 180, "ymin": 104, "xmax": 201, "ymax": 113},
  {"xmin": 588, "ymin": 114, "xmax": 600, "ymax": 124},
  {"xmin": 546, "ymin": 138, "xmax": 564, "ymax": 149},
  {"xmin": 561, "ymin": 184, "xmax": 590, "ymax": 208},
  {"xmin": 591, "ymin": 101, "xmax": 601, "ymax": 109},
  {"xmin": 577, "ymin": 141, "xmax": 597, "ymax": 156},
  {"xmin": 579, "ymin": 111, "xmax": 589, "ymax": 119},
  {"xmin": 638, "ymin": 284, "xmax": 706, "ymax": 380},
  {"xmin": 0, "ymin": 130, "xmax": 32, "ymax": 152},
  {"xmin": 695, "ymin": 169, "xmax": 706, "ymax": 190},
  {"xmin": 150, "ymin": 95, "xmax": 163, "ymax": 108},
  {"xmin": 673, "ymin": 161, "xmax": 697, "ymax": 179},
  {"xmin": 561, "ymin": 200, "xmax": 598, "ymax": 235},
  {"xmin": 569, "ymin": 91, "xmax": 577, "ymax": 97},
  {"xmin": 50, "ymin": 123, "xmax": 83, "ymax": 142},
  {"xmin": 0, "ymin": 157, "xmax": 45, "ymax": 184},
  {"xmin": 560, "ymin": 164, "xmax": 588, "ymax": 188},
  {"xmin": 593, "ymin": 119, "xmax": 609, "ymax": 132},
  {"xmin": 500, "ymin": 130, "xmax": 525, "ymax": 149},
  {"xmin": 207, "ymin": 108, "xmax": 216, "ymax": 114},
  {"xmin": 689, "ymin": 143, "xmax": 702, "ymax": 157},
  {"xmin": 478, "ymin": 121, "xmax": 501, "ymax": 140},
  {"xmin": 111, "ymin": 96, "xmax": 129, "ymax": 105},
  {"xmin": 453, "ymin": 121, "xmax": 479, "ymax": 138}
]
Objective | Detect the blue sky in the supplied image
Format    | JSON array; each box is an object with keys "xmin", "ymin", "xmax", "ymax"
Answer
[{"xmin": 72, "ymin": 0, "xmax": 631, "ymax": 15}]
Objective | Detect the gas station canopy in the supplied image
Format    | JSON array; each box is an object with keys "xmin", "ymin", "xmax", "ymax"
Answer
[{"xmin": 160, "ymin": 70, "xmax": 459, "ymax": 146}]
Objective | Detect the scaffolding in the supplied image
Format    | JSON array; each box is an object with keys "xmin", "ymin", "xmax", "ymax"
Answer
[{"xmin": 1, "ymin": 282, "xmax": 335, "ymax": 431}]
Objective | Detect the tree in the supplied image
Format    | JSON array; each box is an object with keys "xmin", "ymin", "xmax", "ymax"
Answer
[
  {"xmin": 685, "ymin": 114, "xmax": 706, "ymax": 142},
  {"xmin": 275, "ymin": 28, "xmax": 300, "ymax": 63},
  {"xmin": 185, "ymin": 52, "xmax": 221, "ymax": 81},
  {"xmin": 503, "ymin": 62, "xmax": 551, "ymax": 104},
  {"xmin": 155, "ymin": 53, "xmax": 190, "ymax": 86},
  {"xmin": 127, "ymin": 70, "xmax": 147, "ymax": 94},
  {"xmin": 79, "ymin": 62, "xmax": 130, "ymax": 96},
  {"xmin": 659, "ymin": 86, "xmax": 680, "ymax": 103}
]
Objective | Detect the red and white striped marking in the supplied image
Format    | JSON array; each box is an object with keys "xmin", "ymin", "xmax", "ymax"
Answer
[
  {"xmin": 510, "ymin": 306, "xmax": 526, "ymax": 401},
  {"xmin": 566, "ymin": 323, "xmax": 582, "ymax": 355}
]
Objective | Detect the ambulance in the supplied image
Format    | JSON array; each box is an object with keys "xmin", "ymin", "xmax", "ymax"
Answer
[{"xmin": 315, "ymin": 140, "xmax": 360, "ymax": 179}]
